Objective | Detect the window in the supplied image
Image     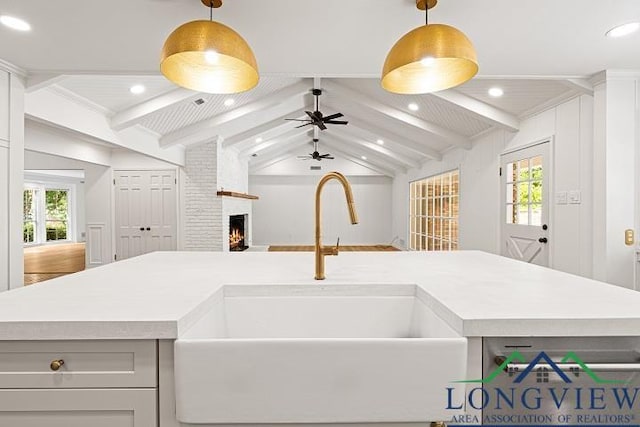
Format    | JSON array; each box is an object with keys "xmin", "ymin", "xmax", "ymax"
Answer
[
  {"xmin": 23, "ymin": 189, "xmax": 38, "ymax": 244},
  {"xmin": 23, "ymin": 184, "xmax": 73, "ymax": 245},
  {"xmin": 45, "ymin": 190, "xmax": 69, "ymax": 241},
  {"xmin": 505, "ymin": 155, "xmax": 542, "ymax": 226},
  {"xmin": 409, "ymin": 170, "xmax": 459, "ymax": 251}
]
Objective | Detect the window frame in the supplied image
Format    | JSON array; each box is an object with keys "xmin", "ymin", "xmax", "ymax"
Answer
[
  {"xmin": 409, "ymin": 169, "xmax": 459, "ymax": 252},
  {"xmin": 23, "ymin": 182, "xmax": 75, "ymax": 246}
]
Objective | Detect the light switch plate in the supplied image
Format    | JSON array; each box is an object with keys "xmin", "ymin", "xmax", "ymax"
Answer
[
  {"xmin": 568, "ymin": 190, "xmax": 581, "ymax": 204},
  {"xmin": 555, "ymin": 191, "xmax": 568, "ymax": 205}
]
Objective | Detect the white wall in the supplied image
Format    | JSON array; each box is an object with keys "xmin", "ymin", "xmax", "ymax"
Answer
[
  {"xmin": 0, "ymin": 67, "xmax": 25, "ymax": 291},
  {"xmin": 219, "ymin": 147, "xmax": 252, "ymax": 250},
  {"xmin": 249, "ymin": 175, "xmax": 393, "ymax": 246},
  {"xmin": 391, "ymin": 94, "xmax": 596, "ymax": 282},
  {"xmin": 505, "ymin": 95, "xmax": 595, "ymax": 279},
  {"xmin": 592, "ymin": 73, "xmax": 640, "ymax": 289},
  {"xmin": 392, "ymin": 129, "xmax": 510, "ymax": 253}
]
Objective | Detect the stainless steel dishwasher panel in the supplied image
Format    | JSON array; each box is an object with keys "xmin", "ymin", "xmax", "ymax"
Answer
[{"xmin": 480, "ymin": 337, "xmax": 640, "ymax": 424}]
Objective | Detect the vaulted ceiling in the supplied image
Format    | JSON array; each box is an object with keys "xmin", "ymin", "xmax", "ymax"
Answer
[
  {"xmin": 26, "ymin": 74, "xmax": 588, "ymax": 176},
  {"xmin": 4, "ymin": 0, "xmax": 638, "ymax": 175}
]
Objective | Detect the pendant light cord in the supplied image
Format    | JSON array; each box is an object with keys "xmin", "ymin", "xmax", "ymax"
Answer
[
  {"xmin": 210, "ymin": 2, "xmax": 213, "ymax": 21},
  {"xmin": 425, "ymin": 3, "xmax": 429, "ymax": 25}
]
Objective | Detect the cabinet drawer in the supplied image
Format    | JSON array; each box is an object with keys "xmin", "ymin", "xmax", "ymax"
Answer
[
  {"xmin": 0, "ymin": 388, "xmax": 156, "ymax": 427},
  {"xmin": 0, "ymin": 340, "xmax": 157, "ymax": 388}
]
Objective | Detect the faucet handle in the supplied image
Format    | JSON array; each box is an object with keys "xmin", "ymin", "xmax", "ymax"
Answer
[{"xmin": 336, "ymin": 237, "xmax": 340, "ymax": 250}]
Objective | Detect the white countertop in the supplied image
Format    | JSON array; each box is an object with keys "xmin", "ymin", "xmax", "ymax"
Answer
[{"xmin": 1, "ymin": 251, "xmax": 639, "ymax": 340}]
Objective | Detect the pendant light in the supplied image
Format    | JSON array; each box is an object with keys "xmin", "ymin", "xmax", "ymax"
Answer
[
  {"xmin": 381, "ymin": 0, "xmax": 478, "ymax": 94},
  {"xmin": 160, "ymin": 0, "xmax": 259, "ymax": 94}
]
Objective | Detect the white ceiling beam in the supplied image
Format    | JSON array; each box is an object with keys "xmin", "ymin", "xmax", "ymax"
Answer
[
  {"xmin": 430, "ymin": 89, "xmax": 520, "ymax": 132},
  {"xmin": 250, "ymin": 153, "xmax": 293, "ymax": 173},
  {"xmin": 324, "ymin": 128, "xmax": 421, "ymax": 169},
  {"xmin": 561, "ymin": 78, "xmax": 594, "ymax": 96},
  {"xmin": 224, "ymin": 112, "xmax": 309, "ymax": 151},
  {"xmin": 323, "ymin": 101, "xmax": 443, "ymax": 161},
  {"xmin": 110, "ymin": 88, "xmax": 198, "ymax": 131},
  {"xmin": 249, "ymin": 138, "xmax": 311, "ymax": 167},
  {"xmin": 321, "ymin": 134, "xmax": 406, "ymax": 174},
  {"xmin": 322, "ymin": 80, "xmax": 471, "ymax": 150},
  {"xmin": 240, "ymin": 127, "xmax": 311, "ymax": 157},
  {"xmin": 160, "ymin": 81, "xmax": 310, "ymax": 147},
  {"xmin": 321, "ymin": 141, "xmax": 396, "ymax": 178},
  {"xmin": 26, "ymin": 73, "xmax": 68, "ymax": 93}
]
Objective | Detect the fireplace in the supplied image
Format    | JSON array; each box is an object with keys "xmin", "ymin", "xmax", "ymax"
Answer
[{"xmin": 229, "ymin": 214, "xmax": 249, "ymax": 251}]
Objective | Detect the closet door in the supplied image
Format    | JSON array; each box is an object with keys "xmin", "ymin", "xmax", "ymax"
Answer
[
  {"xmin": 114, "ymin": 171, "xmax": 148, "ymax": 260},
  {"xmin": 114, "ymin": 170, "xmax": 177, "ymax": 261},
  {"xmin": 146, "ymin": 170, "xmax": 176, "ymax": 252}
]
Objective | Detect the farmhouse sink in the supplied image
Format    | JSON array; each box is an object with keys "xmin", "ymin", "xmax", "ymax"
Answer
[{"xmin": 174, "ymin": 284, "xmax": 468, "ymax": 424}]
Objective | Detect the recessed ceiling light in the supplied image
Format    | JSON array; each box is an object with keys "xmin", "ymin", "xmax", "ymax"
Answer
[
  {"xmin": 376, "ymin": 139, "xmax": 385, "ymax": 145},
  {"xmin": 408, "ymin": 103, "xmax": 419, "ymax": 111},
  {"xmin": 130, "ymin": 84, "xmax": 146, "ymax": 95},
  {"xmin": 361, "ymin": 155, "xmax": 367, "ymax": 160},
  {"xmin": 0, "ymin": 15, "xmax": 31, "ymax": 32},
  {"xmin": 255, "ymin": 137, "xmax": 263, "ymax": 143},
  {"xmin": 224, "ymin": 98, "xmax": 235, "ymax": 107},
  {"xmin": 488, "ymin": 87, "xmax": 504, "ymax": 98},
  {"xmin": 606, "ymin": 22, "xmax": 640, "ymax": 38}
]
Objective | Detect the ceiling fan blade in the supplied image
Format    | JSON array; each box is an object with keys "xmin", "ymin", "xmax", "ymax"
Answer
[
  {"xmin": 285, "ymin": 118, "xmax": 310, "ymax": 122},
  {"xmin": 322, "ymin": 113, "xmax": 344, "ymax": 121},
  {"xmin": 317, "ymin": 122, "xmax": 328, "ymax": 131},
  {"xmin": 324, "ymin": 156, "xmax": 335, "ymax": 160},
  {"xmin": 325, "ymin": 120, "xmax": 349, "ymax": 125},
  {"xmin": 305, "ymin": 111, "xmax": 317, "ymax": 120},
  {"xmin": 295, "ymin": 123, "xmax": 312, "ymax": 128},
  {"xmin": 297, "ymin": 156, "xmax": 312, "ymax": 160}
]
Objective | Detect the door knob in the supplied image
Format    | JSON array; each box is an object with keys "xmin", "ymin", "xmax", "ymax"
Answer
[
  {"xmin": 50, "ymin": 359, "xmax": 64, "ymax": 371},
  {"xmin": 139, "ymin": 227, "xmax": 144, "ymax": 231},
  {"xmin": 538, "ymin": 237, "xmax": 548, "ymax": 244},
  {"xmin": 146, "ymin": 227, "xmax": 151, "ymax": 231}
]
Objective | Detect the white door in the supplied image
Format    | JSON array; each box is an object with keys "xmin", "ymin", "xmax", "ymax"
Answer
[
  {"xmin": 115, "ymin": 170, "xmax": 176, "ymax": 261},
  {"xmin": 500, "ymin": 143, "xmax": 550, "ymax": 266}
]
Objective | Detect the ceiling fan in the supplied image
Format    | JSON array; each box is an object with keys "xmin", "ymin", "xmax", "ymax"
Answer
[
  {"xmin": 286, "ymin": 89, "xmax": 348, "ymax": 131},
  {"xmin": 297, "ymin": 138, "xmax": 334, "ymax": 161}
]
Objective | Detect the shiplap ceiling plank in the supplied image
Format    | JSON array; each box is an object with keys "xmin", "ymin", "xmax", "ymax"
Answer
[
  {"xmin": 322, "ymin": 80, "xmax": 472, "ymax": 150},
  {"xmin": 225, "ymin": 113, "xmax": 309, "ymax": 151},
  {"xmin": 430, "ymin": 90, "xmax": 520, "ymax": 132},
  {"xmin": 321, "ymin": 134, "xmax": 406, "ymax": 173},
  {"xmin": 110, "ymin": 88, "xmax": 199, "ymax": 130},
  {"xmin": 159, "ymin": 81, "xmax": 311, "ymax": 147},
  {"xmin": 26, "ymin": 74, "xmax": 68, "ymax": 93},
  {"xmin": 239, "ymin": 127, "xmax": 311, "ymax": 157}
]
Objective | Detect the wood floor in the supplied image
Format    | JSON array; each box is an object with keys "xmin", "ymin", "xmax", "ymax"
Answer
[
  {"xmin": 24, "ymin": 243, "xmax": 86, "ymax": 285},
  {"xmin": 268, "ymin": 245, "xmax": 399, "ymax": 252}
]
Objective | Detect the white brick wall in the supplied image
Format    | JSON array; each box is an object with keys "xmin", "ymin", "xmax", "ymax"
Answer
[
  {"xmin": 183, "ymin": 141, "xmax": 252, "ymax": 252},
  {"xmin": 184, "ymin": 141, "xmax": 223, "ymax": 251}
]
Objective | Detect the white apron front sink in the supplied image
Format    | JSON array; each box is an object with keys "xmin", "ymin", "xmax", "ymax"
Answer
[{"xmin": 175, "ymin": 284, "xmax": 467, "ymax": 424}]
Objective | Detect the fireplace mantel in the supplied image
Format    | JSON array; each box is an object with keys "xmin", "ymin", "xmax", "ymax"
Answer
[{"xmin": 217, "ymin": 191, "xmax": 259, "ymax": 200}]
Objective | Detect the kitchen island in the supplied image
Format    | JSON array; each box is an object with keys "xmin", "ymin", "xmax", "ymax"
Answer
[{"xmin": 0, "ymin": 250, "xmax": 639, "ymax": 426}]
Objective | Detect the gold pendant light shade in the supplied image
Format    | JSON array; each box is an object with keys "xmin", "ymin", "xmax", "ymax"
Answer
[
  {"xmin": 382, "ymin": 24, "xmax": 478, "ymax": 94},
  {"xmin": 160, "ymin": 20, "xmax": 259, "ymax": 94}
]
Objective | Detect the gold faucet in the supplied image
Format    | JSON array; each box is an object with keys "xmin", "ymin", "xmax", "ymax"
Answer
[{"xmin": 315, "ymin": 172, "xmax": 358, "ymax": 280}]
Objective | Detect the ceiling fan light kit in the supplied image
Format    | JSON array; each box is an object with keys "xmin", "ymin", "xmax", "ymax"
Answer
[
  {"xmin": 160, "ymin": 0, "xmax": 259, "ymax": 94},
  {"xmin": 381, "ymin": 0, "xmax": 478, "ymax": 94}
]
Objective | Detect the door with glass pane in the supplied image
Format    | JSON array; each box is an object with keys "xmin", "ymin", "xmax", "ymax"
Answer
[{"xmin": 500, "ymin": 143, "xmax": 549, "ymax": 266}]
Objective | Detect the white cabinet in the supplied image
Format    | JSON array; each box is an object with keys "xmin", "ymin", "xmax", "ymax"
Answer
[
  {"xmin": 114, "ymin": 170, "xmax": 177, "ymax": 260},
  {"xmin": 0, "ymin": 70, "xmax": 8, "ymax": 143},
  {"xmin": 0, "ymin": 388, "xmax": 157, "ymax": 427},
  {"xmin": 0, "ymin": 147, "xmax": 8, "ymax": 292},
  {"xmin": 0, "ymin": 340, "xmax": 158, "ymax": 427}
]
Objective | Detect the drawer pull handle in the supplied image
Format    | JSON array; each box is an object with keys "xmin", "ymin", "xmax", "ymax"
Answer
[{"xmin": 50, "ymin": 359, "xmax": 65, "ymax": 371}]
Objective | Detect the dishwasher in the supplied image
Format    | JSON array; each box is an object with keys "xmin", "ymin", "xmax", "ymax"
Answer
[{"xmin": 479, "ymin": 337, "xmax": 640, "ymax": 424}]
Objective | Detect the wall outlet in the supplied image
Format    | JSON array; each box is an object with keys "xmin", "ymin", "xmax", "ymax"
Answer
[
  {"xmin": 555, "ymin": 191, "xmax": 568, "ymax": 205},
  {"xmin": 568, "ymin": 190, "xmax": 581, "ymax": 204}
]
